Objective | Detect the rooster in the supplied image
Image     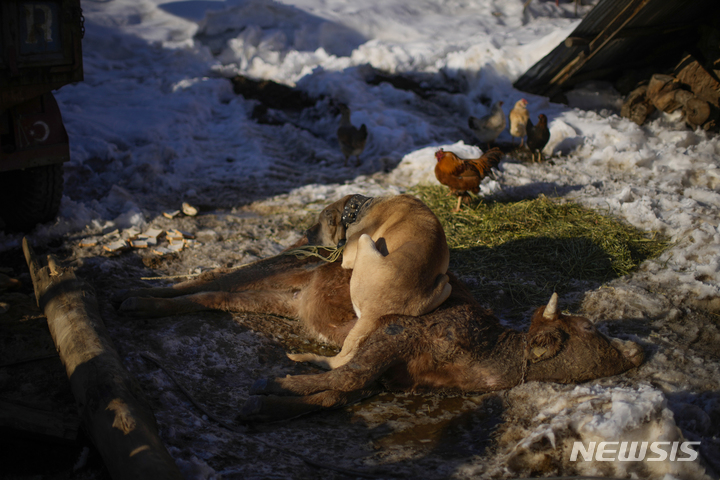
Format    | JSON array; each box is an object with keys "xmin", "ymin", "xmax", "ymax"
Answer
[
  {"xmin": 337, "ymin": 104, "xmax": 368, "ymax": 166},
  {"xmin": 468, "ymin": 101, "xmax": 506, "ymax": 148},
  {"xmin": 509, "ymin": 99, "xmax": 530, "ymax": 147},
  {"xmin": 526, "ymin": 114, "xmax": 550, "ymax": 162},
  {"xmin": 434, "ymin": 147, "xmax": 503, "ymax": 212}
]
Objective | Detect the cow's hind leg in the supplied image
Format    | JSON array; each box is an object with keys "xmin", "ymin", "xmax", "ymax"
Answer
[
  {"xmin": 117, "ymin": 254, "xmax": 324, "ymax": 303},
  {"xmin": 118, "ymin": 290, "xmax": 297, "ymax": 318},
  {"xmin": 253, "ymin": 319, "xmax": 408, "ymax": 396},
  {"xmin": 249, "ymin": 358, "xmax": 382, "ymax": 397},
  {"xmin": 115, "ymin": 267, "xmax": 239, "ymax": 303},
  {"xmin": 237, "ymin": 389, "xmax": 380, "ymax": 423}
]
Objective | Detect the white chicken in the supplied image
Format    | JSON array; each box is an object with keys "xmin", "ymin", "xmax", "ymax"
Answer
[{"xmin": 468, "ymin": 100, "xmax": 506, "ymax": 148}]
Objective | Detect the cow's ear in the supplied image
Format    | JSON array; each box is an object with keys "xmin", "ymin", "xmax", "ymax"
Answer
[{"xmin": 527, "ymin": 329, "xmax": 565, "ymax": 363}]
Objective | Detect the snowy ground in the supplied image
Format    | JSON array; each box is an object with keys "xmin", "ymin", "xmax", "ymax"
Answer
[{"xmin": 2, "ymin": 0, "xmax": 720, "ymax": 478}]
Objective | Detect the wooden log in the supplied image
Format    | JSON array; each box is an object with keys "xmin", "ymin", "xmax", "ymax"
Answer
[
  {"xmin": 684, "ymin": 97, "xmax": 712, "ymax": 129},
  {"xmin": 22, "ymin": 238, "xmax": 183, "ymax": 480},
  {"xmin": 654, "ymin": 89, "xmax": 685, "ymax": 113},
  {"xmin": 674, "ymin": 55, "xmax": 720, "ymax": 107},
  {"xmin": 647, "ymin": 74, "xmax": 680, "ymax": 110},
  {"xmin": 621, "ymin": 85, "xmax": 655, "ymax": 125}
]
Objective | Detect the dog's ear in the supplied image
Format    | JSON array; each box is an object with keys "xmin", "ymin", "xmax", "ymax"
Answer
[
  {"xmin": 325, "ymin": 207, "xmax": 346, "ymax": 246},
  {"xmin": 323, "ymin": 209, "xmax": 337, "ymax": 227},
  {"xmin": 327, "ymin": 195, "xmax": 354, "ymax": 245},
  {"xmin": 307, "ymin": 196, "xmax": 351, "ymax": 246}
]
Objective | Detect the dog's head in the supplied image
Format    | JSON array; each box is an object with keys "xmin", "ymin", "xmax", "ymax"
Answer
[{"xmin": 305, "ymin": 195, "xmax": 353, "ymax": 247}]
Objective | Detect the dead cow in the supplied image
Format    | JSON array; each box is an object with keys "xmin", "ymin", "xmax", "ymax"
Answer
[
  {"xmin": 240, "ymin": 279, "xmax": 643, "ymax": 422},
  {"xmin": 119, "ymin": 216, "xmax": 643, "ymax": 423},
  {"xmin": 118, "ymin": 253, "xmax": 643, "ymax": 423}
]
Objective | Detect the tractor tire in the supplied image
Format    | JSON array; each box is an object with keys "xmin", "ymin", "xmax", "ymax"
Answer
[{"xmin": 0, "ymin": 164, "xmax": 64, "ymax": 232}]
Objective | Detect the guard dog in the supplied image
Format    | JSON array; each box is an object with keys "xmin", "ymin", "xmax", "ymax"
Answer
[{"xmin": 289, "ymin": 194, "xmax": 452, "ymax": 369}]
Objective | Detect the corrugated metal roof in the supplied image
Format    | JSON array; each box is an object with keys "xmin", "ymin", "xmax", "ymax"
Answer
[{"xmin": 514, "ymin": 0, "xmax": 720, "ymax": 98}]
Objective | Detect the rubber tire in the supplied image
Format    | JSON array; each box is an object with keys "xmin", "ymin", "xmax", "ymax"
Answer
[{"xmin": 0, "ymin": 164, "xmax": 64, "ymax": 232}]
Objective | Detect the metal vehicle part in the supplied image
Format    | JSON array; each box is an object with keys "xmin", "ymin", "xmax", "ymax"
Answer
[{"xmin": 0, "ymin": 0, "xmax": 83, "ymax": 231}]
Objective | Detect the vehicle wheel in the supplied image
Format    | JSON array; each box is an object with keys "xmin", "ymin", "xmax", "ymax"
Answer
[{"xmin": 0, "ymin": 164, "xmax": 64, "ymax": 232}]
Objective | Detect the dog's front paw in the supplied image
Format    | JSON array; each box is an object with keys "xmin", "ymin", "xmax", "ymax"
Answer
[
  {"xmin": 287, "ymin": 352, "xmax": 343, "ymax": 369},
  {"xmin": 287, "ymin": 352, "xmax": 325, "ymax": 365}
]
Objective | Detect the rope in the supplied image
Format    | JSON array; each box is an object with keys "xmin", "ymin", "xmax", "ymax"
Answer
[{"xmin": 281, "ymin": 244, "xmax": 344, "ymax": 263}]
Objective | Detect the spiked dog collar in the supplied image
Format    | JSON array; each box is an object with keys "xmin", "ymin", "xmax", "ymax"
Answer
[{"xmin": 341, "ymin": 194, "xmax": 373, "ymax": 229}]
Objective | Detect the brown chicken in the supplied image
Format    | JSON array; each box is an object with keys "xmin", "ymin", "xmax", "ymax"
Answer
[
  {"xmin": 509, "ymin": 98, "xmax": 530, "ymax": 147},
  {"xmin": 434, "ymin": 147, "xmax": 503, "ymax": 212},
  {"xmin": 527, "ymin": 113, "xmax": 550, "ymax": 162},
  {"xmin": 337, "ymin": 104, "xmax": 368, "ymax": 166}
]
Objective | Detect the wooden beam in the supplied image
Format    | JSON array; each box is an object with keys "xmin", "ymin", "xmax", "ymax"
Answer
[
  {"xmin": 550, "ymin": 0, "xmax": 652, "ymax": 87},
  {"xmin": 23, "ymin": 238, "xmax": 183, "ymax": 480},
  {"xmin": 564, "ymin": 23, "xmax": 692, "ymax": 46}
]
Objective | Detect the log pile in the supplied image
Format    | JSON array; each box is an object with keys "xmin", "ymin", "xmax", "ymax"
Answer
[{"xmin": 622, "ymin": 24, "xmax": 720, "ymax": 130}]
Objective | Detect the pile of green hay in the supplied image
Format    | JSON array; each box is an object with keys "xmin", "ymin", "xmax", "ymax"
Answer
[{"xmin": 413, "ymin": 186, "xmax": 670, "ymax": 316}]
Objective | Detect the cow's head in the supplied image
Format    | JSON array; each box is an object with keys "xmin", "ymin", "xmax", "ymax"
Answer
[{"xmin": 524, "ymin": 293, "xmax": 644, "ymax": 384}]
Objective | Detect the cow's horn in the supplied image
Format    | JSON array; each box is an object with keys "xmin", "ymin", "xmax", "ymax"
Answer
[{"xmin": 543, "ymin": 293, "xmax": 558, "ymax": 319}]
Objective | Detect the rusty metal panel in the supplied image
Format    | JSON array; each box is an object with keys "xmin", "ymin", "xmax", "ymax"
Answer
[
  {"xmin": 0, "ymin": 92, "xmax": 69, "ymax": 172},
  {"xmin": 15, "ymin": 93, "xmax": 68, "ymax": 148},
  {"xmin": 0, "ymin": 0, "xmax": 83, "ymax": 110}
]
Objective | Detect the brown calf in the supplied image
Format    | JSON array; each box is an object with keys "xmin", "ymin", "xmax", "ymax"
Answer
[
  {"xmin": 119, "ymin": 235, "xmax": 643, "ymax": 424},
  {"xmin": 239, "ymin": 278, "xmax": 643, "ymax": 422}
]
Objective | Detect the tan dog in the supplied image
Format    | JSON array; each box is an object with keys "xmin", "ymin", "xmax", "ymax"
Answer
[{"xmin": 290, "ymin": 194, "xmax": 452, "ymax": 369}]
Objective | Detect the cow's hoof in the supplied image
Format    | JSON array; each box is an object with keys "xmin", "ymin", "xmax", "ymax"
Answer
[
  {"xmin": 118, "ymin": 297, "xmax": 161, "ymax": 317},
  {"xmin": 110, "ymin": 289, "xmax": 130, "ymax": 306},
  {"xmin": 249, "ymin": 378, "xmax": 268, "ymax": 395},
  {"xmin": 118, "ymin": 297, "xmax": 140, "ymax": 313},
  {"xmin": 612, "ymin": 338, "xmax": 644, "ymax": 367},
  {"xmin": 238, "ymin": 396, "xmax": 263, "ymax": 418}
]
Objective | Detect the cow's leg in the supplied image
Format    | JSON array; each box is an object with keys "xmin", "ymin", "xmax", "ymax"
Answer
[
  {"xmin": 118, "ymin": 254, "xmax": 325, "ymax": 301},
  {"xmin": 237, "ymin": 388, "xmax": 380, "ymax": 423},
  {"xmin": 118, "ymin": 267, "xmax": 238, "ymax": 300},
  {"xmin": 253, "ymin": 320, "xmax": 408, "ymax": 396},
  {"xmin": 286, "ymin": 315, "xmax": 375, "ymax": 369},
  {"xmin": 118, "ymin": 290, "xmax": 298, "ymax": 318}
]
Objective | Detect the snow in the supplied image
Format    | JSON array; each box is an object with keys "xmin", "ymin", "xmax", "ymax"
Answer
[{"xmin": 3, "ymin": 0, "xmax": 719, "ymax": 478}]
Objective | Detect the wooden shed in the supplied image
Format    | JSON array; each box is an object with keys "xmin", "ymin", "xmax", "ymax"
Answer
[{"xmin": 515, "ymin": 0, "xmax": 720, "ymax": 125}]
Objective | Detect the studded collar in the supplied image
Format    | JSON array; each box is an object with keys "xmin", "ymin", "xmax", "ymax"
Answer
[{"xmin": 341, "ymin": 194, "xmax": 373, "ymax": 229}]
